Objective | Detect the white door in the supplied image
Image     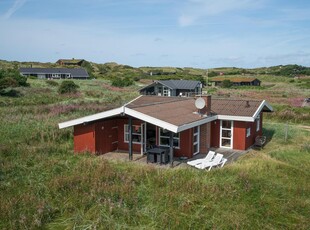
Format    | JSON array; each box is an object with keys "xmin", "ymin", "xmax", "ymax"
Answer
[{"xmin": 220, "ymin": 120, "xmax": 233, "ymax": 149}]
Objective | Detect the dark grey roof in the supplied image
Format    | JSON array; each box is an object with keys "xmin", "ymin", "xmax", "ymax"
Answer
[
  {"xmin": 19, "ymin": 68, "xmax": 89, "ymax": 78},
  {"xmin": 139, "ymin": 80, "xmax": 201, "ymax": 92},
  {"xmin": 158, "ymin": 80, "xmax": 201, "ymax": 89}
]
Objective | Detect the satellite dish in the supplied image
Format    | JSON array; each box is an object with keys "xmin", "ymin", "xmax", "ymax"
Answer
[{"xmin": 195, "ymin": 97, "xmax": 205, "ymax": 109}]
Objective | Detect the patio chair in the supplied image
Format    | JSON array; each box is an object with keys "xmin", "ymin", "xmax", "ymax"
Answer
[
  {"xmin": 254, "ymin": 136, "xmax": 266, "ymax": 149},
  {"xmin": 195, "ymin": 153, "xmax": 224, "ymax": 171},
  {"xmin": 219, "ymin": 158, "xmax": 227, "ymax": 167},
  {"xmin": 187, "ymin": 151, "xmax": 215, "ymax": 166}
]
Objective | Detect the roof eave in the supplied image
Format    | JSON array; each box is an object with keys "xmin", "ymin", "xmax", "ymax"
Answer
[
  {"xmin": 253, "ymin": 100, "xmax": 273, "ymax": 119},
  {"xmin": 124, "ymin": 107, "xmax": 179, "ymax": 133},
  {"xmin": 58, "ymin": 107, "xmax": 124, "ymax": 129},
  {"xmin": 217, "ymin": 115, "xmax": 255, "ymax": 122}
]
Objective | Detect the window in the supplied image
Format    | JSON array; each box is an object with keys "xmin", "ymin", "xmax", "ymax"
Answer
[
  {"xmin": 163, "ymin": 87, "xmax": 170, "ymax": 96},
  {"xmin": 220, "ymin": 120, "xmax": 233, "ymax": 148},
  {"xmin": 256, "ymin": 117, "xmax": 260, "ymax": 132},
  {"xmin": 246, "ymin": 127, "xmax": 251, "ymax": 137},
  {"xmin": 124, "ymin": 124, "xmax": 142, "ymax": 144},
  {"xmin": 159, "ymin": 128, "xmax": 180, "ymax": 148},
  {"xmin": 193, "ymin": 126, "xmax": 200, "ymax": 155}
]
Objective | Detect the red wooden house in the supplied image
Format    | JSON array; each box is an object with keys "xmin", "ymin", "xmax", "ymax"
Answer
[{"xmin": 59, "ymin": 95, "xmax": 273, "ymax": 164}]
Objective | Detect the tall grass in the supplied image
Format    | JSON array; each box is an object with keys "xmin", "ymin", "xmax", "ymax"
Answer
[{"xmin": 0, "ymin": 79, "xmax": 309, "ymax": 229}]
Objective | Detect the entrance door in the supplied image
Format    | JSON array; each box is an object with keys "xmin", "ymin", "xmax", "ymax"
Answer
[
  {"xmin": 193, "ymin": 126, "xmax": 200, "ymax": 155},
  {"xmin": 96, "ymin": 120, "xmax": 118, "ymax": 154},
  {"xmin": 220, "ymin": 120, "xmax": 233, "ymax": 149}
]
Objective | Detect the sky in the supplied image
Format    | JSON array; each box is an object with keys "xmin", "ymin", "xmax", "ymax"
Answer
[{"xmin": 0, "ymin": 0, "xmax": 310, "ymax": 68}]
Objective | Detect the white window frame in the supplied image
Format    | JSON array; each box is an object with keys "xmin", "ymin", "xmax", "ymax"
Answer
[
  {"xmin": 220, "ymin": 120, "xmax": 233, "ymax": 149},
  {"xmin": 256, "ymin": 117, "xmax": 260, "ymax": 132},
  {"xmin": 124, "ymin": 124, "xmax": 142, "ymax": 144},
  {"xmin": 246, "ymin": 127, "xmax": 251, "ymax": 137},
  {"xmin": 158, "ymin": 128, "xmax": 180, "ymax": 148},
  {"xmin": 163, "ymin": 87, "xmax": 170, "ymax": 96},
  {"xmin": 193, "ymin": 126, "xmax": 200, "ymax": 155}
]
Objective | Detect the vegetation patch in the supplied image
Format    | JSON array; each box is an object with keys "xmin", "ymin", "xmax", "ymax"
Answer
[{"xmin": 58, "ymin": 80, "xmax": 80, "ymax": 94}]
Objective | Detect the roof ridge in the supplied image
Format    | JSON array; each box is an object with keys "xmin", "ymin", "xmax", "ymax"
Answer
[
  {"xmin": 126, "ymin": 96, "xmax": 192, "ymax": 108},
  {"xmin": 212, "ymin": 98, "xmax": 262, "ymax": 102}
]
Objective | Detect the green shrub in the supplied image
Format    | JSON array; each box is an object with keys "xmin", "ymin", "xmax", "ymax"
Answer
[
  {"xmin": 0, "ymin": 68, "xmax": 29, "ymax": 89},
  {"xmin": 221, "ymin": 79, "xmax": 232, "ymax": 88},
  {"xmin": 45, "ymin": 80, "xmax": 59, "ymax": 87},
  {"xmin": 111, "ymin": 77, "xmax": 134, "ymax": 87},
  {"xmin": 58, "ymin": 81, "xmax": 79, "ymax": 94},
  {"xmin": 0, "ymin": 88, "xmax": 21, "ymax": 97},
  {"xmin": 208, "ymin": 71, "xmax": 218, "ymax": 78},
  {"xmin": 0, "ymin": 77, "xmax": 18, "ymax": 90}
]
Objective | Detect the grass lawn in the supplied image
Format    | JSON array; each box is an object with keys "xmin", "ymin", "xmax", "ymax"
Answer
[{"xmin": 0, "ymin": 79, "xmax": 309, "ymax": 229}]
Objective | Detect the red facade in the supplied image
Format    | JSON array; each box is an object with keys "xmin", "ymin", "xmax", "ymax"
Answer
[
  {"xmin": 210, "ymin": 113, "xmax": 263, "ymax": 151},
  {"xmin": 73, "ymin": 113, "xmax": 263, "ymax": 156}
]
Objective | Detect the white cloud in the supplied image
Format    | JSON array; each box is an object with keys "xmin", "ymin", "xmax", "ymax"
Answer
[
  {"xmin": 178, "ymin": 0, "xmax": 265, "ymax": 26},
  {"xmin": 2, "ymin": 0, "xmax": 27, "ymax": 19}
]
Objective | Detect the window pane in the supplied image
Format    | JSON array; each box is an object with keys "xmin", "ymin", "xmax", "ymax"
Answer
[
  {"xmin": 160, "ymin": 137, "xmax": 169, "ymax": 146},
  {"xmin": 132, "ymin": 134, "xmax": 141, "ymax": 143},
  {"xmin": 134, "ymin": 125, "xmax": 141, "ymax": 134},
  {"xmin": 193, "ymin": 144, "xmax": 199, "ymax": 153},
  {"xmin": 222, "ymin": 130, "xmax": 231, "ymax": 138},
  {"xmin": 222, "ymin": 120, "xmax": 231, "ymax": 129},
  {"xmin": 194, "ymin": 135, "xmax": 198, "ymax": 142},
  {"xmin": 173, "ymin": 138, "xmax": 179, "ymax": 147},
  {"xmin": 221, "ymin": 138, "xmax": 231, "ymax": 147},
  {"xmin": 160, "ymin": 128, "xmax": 168, "ymax": 136}
]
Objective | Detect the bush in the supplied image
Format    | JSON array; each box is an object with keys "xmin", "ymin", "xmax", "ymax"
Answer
[
  {"xmin": 58, "ymin": 81, "xmax": 79, "ymax": 94},
  {"xmin": 45, "ymin": 80, "xmax": 59, "ymax": 87},
  {"xmin": 208, "ymin": 71, "xmax": 218, "ymax": 78},
  {"xmin": 0, "ymin": 68, "xmax": 29, "ymax": 89},
  {"xmin": 221, "ymin": 79, "xmax": 232, "ymax": 88},
  {"xmin": 111, "ymin": 77, "xmax": 134, "ymax": 87},
  {"xmin": 0, "ymin": 77, "xmax": 19, "ymax": 90}
]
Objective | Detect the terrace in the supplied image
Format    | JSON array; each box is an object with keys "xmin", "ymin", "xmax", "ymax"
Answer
[{"xmin": 99, "ymin": 148, "xmax": 248, "ymax": 169}]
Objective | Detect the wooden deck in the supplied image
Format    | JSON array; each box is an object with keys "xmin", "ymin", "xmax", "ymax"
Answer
[{"xmin": 100, "ymin": 148, "xmax": 248, "ymax": 168}]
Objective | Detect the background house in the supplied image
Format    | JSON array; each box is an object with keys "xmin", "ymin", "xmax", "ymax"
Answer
[
  {"xmin": 20, "ymin": 67, "xmax": 89, "ymax": 79},
  {"xmin": 56, "ymin": 58, "xmax": 85, "ymax": 66},
  {"xmin": 210, "ymin": 77, "xmax": 261, "ymax": 86},
  {"xmin": 139, "ymin": 80, "xmax": 202, "ymax": 97}
]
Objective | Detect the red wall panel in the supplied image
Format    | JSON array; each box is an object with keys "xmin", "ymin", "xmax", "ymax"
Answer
[
  {"xmin": 74, "ymin": 124, "xmax": 96, "ymax": 154},
  {"xmin": 178, "ymin": 129, "xmax": 192, "ymax": 158},
  {"xmin": 210, "ymin": 120, "xmax": 220, "ymax": 148},
  {"xmin": 233, "ymin": 121, "xmax": 246, "ymax": 150},
  {"xmin": 95, "ymin": 119, "xmax": 118, "ymax": 154}
]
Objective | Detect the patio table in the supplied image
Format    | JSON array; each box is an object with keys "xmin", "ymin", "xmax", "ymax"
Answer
[{"xmin": 147, "ymin": 147, "xmax": 168, "ymax": 164}]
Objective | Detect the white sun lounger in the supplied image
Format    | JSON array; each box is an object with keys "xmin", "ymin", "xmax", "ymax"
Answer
[
  {"xmin": 195, "ymin": 153, "xmax": 224, "ymax": 171},
  {"xmin": 187, "ymin": 151, "xmax": 215, "ymax": 166}
]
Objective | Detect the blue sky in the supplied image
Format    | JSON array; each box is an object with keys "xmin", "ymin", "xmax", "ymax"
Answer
[{"xmin": 0, "ymin": 0, "xmax": 310, "ymax": 68}]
